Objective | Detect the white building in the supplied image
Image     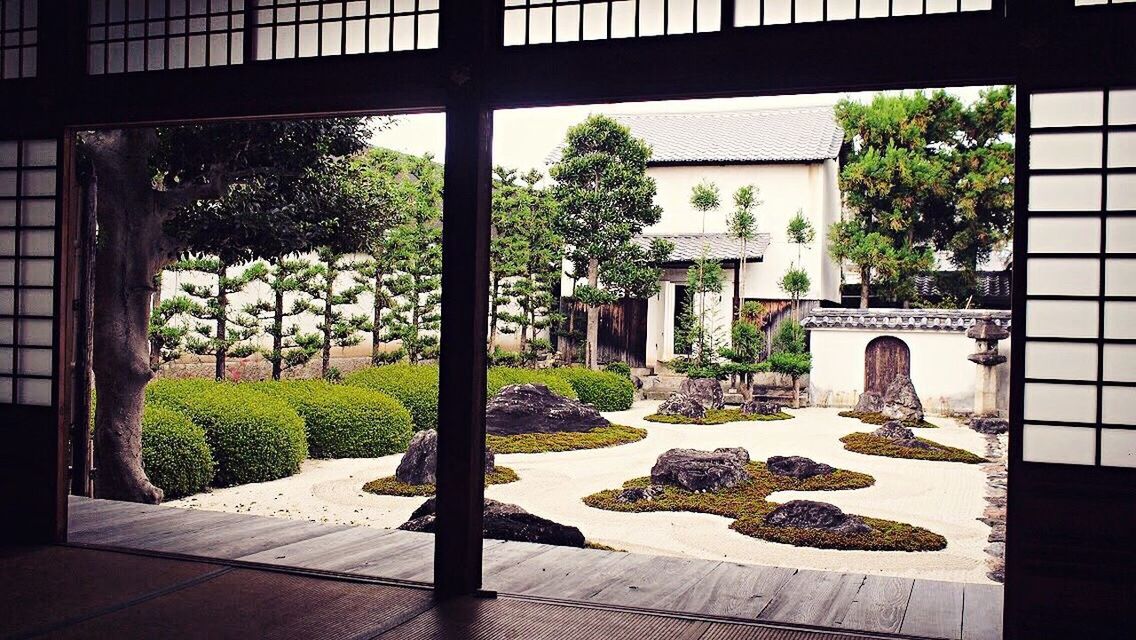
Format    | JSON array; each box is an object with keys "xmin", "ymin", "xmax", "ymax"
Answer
[{"xmin": 558, "ymin": 107, "xmax": 844, "ymax": 369}]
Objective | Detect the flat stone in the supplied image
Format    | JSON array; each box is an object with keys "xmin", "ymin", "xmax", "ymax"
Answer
[
  {"xmin": 680, "ymin": 377, "xmax": 725, "ymax": 410},
  {"xmin": 615, "ymin": 485, "xmax": 665, "ymax": 503},
  {"xmin": 485, "ymin": 383, "xmax": 609, "ymax": 436},
  {"xmin": 766, "ymin": 455, "xmax": 835, "ymax": 480},
  {"xmin": 658, "ymin": 393, "xmax": 706, "ymax": 419},
  {"xmin": 880, "ymin": 374, "xmax": 924, "ymax": 423},
  {"xmin": 988, "ymin": 524, "xmax": 1006, "ymax": 542},
  {"xmin": 395, "ymin": 430, "xmax": 496, "ymax": 485},
  {"xmin": 401, "ymin": 497, "xmax": 585, "ymax": 548},
  {"xmin": 969, "ymin": 416, "xmax": 1009, "ymax": 435},
  {"xmin": 985, "ymin": 542, "xmax": 1006, "ymax": 558},
  {"xmin": 762, "ymin": 500, "xmax": 871, "ymax": 535},
  {"xmin": 651, "ymin": 447, "xmax": 750, "ymax": 492},
  {"xmin": 741, "ymin": 399, "xmax": 781, "ymax": 416}
]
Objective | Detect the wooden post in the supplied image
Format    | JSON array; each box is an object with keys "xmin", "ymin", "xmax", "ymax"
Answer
[{"xmin": 433, "ymin": 0, "xmax": 495, "ymax": 598}]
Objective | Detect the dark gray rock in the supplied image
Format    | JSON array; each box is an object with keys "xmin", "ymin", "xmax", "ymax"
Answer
[
  {"xmin": 658, "ymin": 393, "xmax": 706, "ymax": 419},
  {"xmin": 401, "ymin": 497, "xmax": 585, "ymax": 548},
  {"xmin": 762, "ymin": 500, "xmax": 871, "ymax": 535},
  {"xmin": 680, "ymin": 377, "xmax": 725, "ymax": 410},
  {"xmin": 615, "ymin": 484, "xmax": 665, "ymax": 503},
  {"xmin": 395, "ymin": 430, "xmax": 494, "ymax": 485},
  {"xmin": 741, "ymin": 399, "xmax": 781, "ymax": 416},
  {"xmin": 873, "ymin": 420, "xmax": 932, "ymax": 449},
  {"xmin": 881, "ymin": 374, "xmax": 924, "ymax": 423},
  {"xmin": 485, "ymin": 383, "xmax": 610, "ymax": 436},
  {"xmin": 766, "ymin": 456, "xmax": 835, "ymax": 480},
  {"xmin": 853, "ymin": 390, "xmax": 883, "ymax": 414},
  {"xmin": 651, "ymin": 447, "xmax": 750, "ymax": 492},
  {"xmin": 969, "ymin": 416, "xmax": 1009, "ymax": 435}
]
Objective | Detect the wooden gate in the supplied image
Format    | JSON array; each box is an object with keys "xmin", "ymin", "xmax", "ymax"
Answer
[
  {"xmin": 560, "ymin": 298, "xmax": 648, "ymax": 368},
  {"xmin": 864, "ymin": 336, "xmax": 910, "ymax": 394}
]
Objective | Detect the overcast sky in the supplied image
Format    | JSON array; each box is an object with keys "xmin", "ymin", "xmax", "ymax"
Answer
[{"xmin": 369, "ymin": 86, "xmax": 1001, "ymax": 174}]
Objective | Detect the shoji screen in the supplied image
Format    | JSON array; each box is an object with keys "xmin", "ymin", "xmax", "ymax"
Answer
[
  {"xmin": 1022, "ymin": 88, "xmax": 1136, "ymax": 468},
  {"xmin": 0, "ymin": 139, "xmax": 58, "ymax": 408}
]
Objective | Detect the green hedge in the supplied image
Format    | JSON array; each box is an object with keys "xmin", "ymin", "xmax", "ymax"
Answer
[
  {"xmin": 253, "ymin": 380, "xmax": 414, "ymax": 458},
  {"xmin": 554, "ymin": 368, "xmax": 634, "ymax": 411},
  {"xmin": 486, "ymin": 367, "xmax": 577, "ymax": 400},
  {"xmin": 344, "ymin": 364, "xmax": 440, "ymax": 431},
  {"xmin": 146, "ymin": 379, "xmax": 307, "ymax": 487},
  {"xmin": 346, "ymin": 364, "xmax": 579, "ymax": 431},
  {"xmin": 140, "ymin": 405, "xmax": 214, "ymax": 499}
]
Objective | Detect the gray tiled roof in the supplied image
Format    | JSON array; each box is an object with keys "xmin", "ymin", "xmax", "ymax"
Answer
[
  {"xmin": 914, "ymin": 272, "xmax": 1014, "ymax": 299},
  {"xmin": 599, "ymin": 107, "xmax": 845, "ymax": 165},
  {"xmin": 801, "ymin": 308, "xmax": 1012, "ymax": 332},
  {"xmin": 633, "ymin": 232, "xmax": 771, "ymax": 263}
]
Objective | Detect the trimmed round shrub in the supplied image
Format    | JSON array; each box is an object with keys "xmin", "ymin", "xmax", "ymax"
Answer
[
  {"xmin": 253, "ymin": 380, "xmax": 414, "ymax": 458},
  {"xmin": 603, "ymin": 361, "xmax": 632, "ymax": 378},
  {"xmin": 555, "ymin": 367, "xmax": 635, "ymax": 411},
  {"xmin": 146, "ymin": 379, "xmax": 307, "ymax": 487},
  {"xmin": 345, "ymin": 364, "xmax": 439, "ymax": 431},
  {"xmin": 486, "ymin": 366, "xmax": 577, "ymax": 400},
  {"xmin": 141, "ymin": 405, "xmax": 214, "ymax": 499}
]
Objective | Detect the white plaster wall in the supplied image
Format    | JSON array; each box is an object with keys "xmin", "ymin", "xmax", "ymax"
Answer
[{"xmin": 807, "ymin": 328, "xmax": 1013, "ymax": 416}]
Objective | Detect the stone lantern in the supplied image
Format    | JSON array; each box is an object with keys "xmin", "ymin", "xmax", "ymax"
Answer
[{"xmin": 967, "ymin": 316, "xmax": 1009, "ymax": 419}]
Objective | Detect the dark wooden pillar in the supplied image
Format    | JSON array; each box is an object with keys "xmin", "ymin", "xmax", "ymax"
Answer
[{"xmin": 433, "ymin": 0, "xmax": 495, "ymax": 598}]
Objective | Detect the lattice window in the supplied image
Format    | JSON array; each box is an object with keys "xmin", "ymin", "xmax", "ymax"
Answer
[
  {"xmin": 734, "ymin": 0, "xmax": 992, "ymax": 26},
  {"xmin": 1022, "ymin": 88, "xmax": 1136, "ymax": 468},
  {"xmin": 1, "ymin": 0, "xmax": 37, "ymax": 79},
  {"xmin": 88, "ymin": 0, "xmax": 248, "ymax": 74},
  {"xmin": 0, "ymin": 140, "xmax": 57, "ymax": 407},
  {"xmin": 1074, "ymin": 0, "xmax": 1136, "ymax": 6},
  {"xmin": 253, "ymin": 0, "xmax": 440, "ymax": 59}
]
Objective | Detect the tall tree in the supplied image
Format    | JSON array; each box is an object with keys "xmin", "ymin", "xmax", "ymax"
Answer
[
  {"xmin": 307, "ymin": 247, "xmax": 371, "ymax": 377},
  {"xmin": 685, "ymin": 250, "xmax": 725, "ymax": 367},
  {"xmin": 728, "ymin": 184, "xmax": 760, "ymax": 315},
  {"xmin": 689, "ymin": 180, "xmax": 721, "ymax": 343},
  {"xmin": 782, "ymin": 211, "xmax": 815, "ymax": 318},
  {"xmin": 245, "ymin": 257, "xmax": 322, "ymax": 380},
  {"xmin": 81, "ymin": 119, "xmax": 370, "ymax": 502},
  {"xmin": 551, "ymin": 115, "xmax": 667, "ymax": 369},
  {"xmin": 489, "ymin": 167, "xmax": 527, "ymax": 352}
]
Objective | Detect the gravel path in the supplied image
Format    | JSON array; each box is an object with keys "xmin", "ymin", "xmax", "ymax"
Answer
[{"xmin": 168, "ymin": 402, "xmax": 996, "ymax": 584}]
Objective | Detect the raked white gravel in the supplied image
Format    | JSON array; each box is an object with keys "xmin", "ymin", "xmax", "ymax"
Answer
[{"xmin": 167, "ymin": 401, "xmax": 996, "ymax": 584}]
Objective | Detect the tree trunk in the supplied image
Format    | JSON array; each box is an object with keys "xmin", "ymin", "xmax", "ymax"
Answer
[
  {"xmin": 147, "ymin": 273, "xmax": 162, "ymax": 371},
  {"xmin": 321, "ymin": 270, "xmax": 334, "ymax": 376},
  {"xmin": 793, "ymin": 376, "xmax": 801, "ymax": 409},
  {"xmin": 586, "ymin": 258, "xmax": 600, "ymax": 370},
  {"xmin": 371, "ymin": 269, "xmax": 384, "ymax": 365},
  {"xmin": 860, "ymin": 266, "xmax": 871, "ymax": 309},
  {"xmin": 89, "ymin": 130, "xmax": 166, "ymax": 504},
  {"xmin": 271, "ymin": 284, "xmax": 284, "ymax": 380},
  {"xmin": 214, "ymin": 262, "xmax": 228, "ymax": 381}
]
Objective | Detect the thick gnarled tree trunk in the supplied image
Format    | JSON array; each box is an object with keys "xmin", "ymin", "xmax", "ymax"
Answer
[{"xmin": 87, "ymin": 130, "xmax": 168, "ymax": 504}]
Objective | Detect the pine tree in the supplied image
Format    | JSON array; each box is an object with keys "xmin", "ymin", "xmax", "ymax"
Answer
[
  {"xmin": 728, "ymin": 184, "xmax": 760, "ymax": 315},
  {"xmin": 307, "ymin": 247, "xmax": 371, "ymax": 377},
  {"xmin": 244, "ymin": 257, "xmax": 321, "ymax": 380}
]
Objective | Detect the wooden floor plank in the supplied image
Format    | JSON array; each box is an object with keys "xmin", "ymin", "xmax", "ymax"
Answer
[
  {"xmin": 961, "ymin": 583, "xmax": 1004, "ymax": 640},
  {"xmin": 586, "ymin": 554, "xmax": 722, "ymax": 609},
  {"xmin": 652, "ymin": 561, "xmax": 797, "ymax": 619},
  {"xmin": 836, "ymin": 574, "xmax": 914, "ymax": 635},
  {"xmin": 900, "ymin": 579, "xmax": 965, "ymax": 639},
  {"xmin": 487, "ymin": 545, "xmax": 639, "ymax": 599},
  {"xmin": 756, "ymin": 569, "xmax": 866, "ymax": 628},
  {"xmin": 482, "ymin": 541, "xmax": 556, "ymax": 577},
  {"xmin": 149, "ymin": 516, "xmax": 350, "ymax": 559},
  {"xmin": 237, "ymin": 526, "xmax": 399, "ymax": 566}
]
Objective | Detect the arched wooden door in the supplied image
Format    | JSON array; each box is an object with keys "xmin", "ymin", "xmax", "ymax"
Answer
[{"xmin": 864, "ymin": 336, "xmax": 910, "ymax": 395}]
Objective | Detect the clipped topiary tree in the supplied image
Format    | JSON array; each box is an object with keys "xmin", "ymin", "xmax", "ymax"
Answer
[
  {"xmin": 485, "ymin": 366, "xmax": 578, "ymax": 400},
  {"xmin": 556, "ymin": 368, "xmax": 635, "ymax": 411},
  {"xmin": 140, "ymin": 405, "xmax": 214, "ymax": 499},
  {"xmin": 255, "ymin": 380, "xmax": 414, "ymax": 458},
  {"xmin": 146, "ymin": 380, "xmax": 307, "ymax": 486},
  {"xmin": 344, "ymin": 363, "xmax": 440, "ymax": 431}
]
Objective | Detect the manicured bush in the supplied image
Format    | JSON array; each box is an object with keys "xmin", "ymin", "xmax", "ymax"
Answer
[
  {"xmin": 554, "ymin": 367, "xmax": 635, "ymax": 411},
  {"xmin": 253, "ymin": 380, "xmax": 414, "ymax": 458},
  {"xmin": 486, "ymin": 366, "xmax": 577, "ymax": 400},
  {"xmin": 603, "ymin": 361, "xmax": 632, "ymax": 378},
  {"xmin": 146, "ymin": 379, "xmax": 307, "ymax": 487},
  {"xmin": 345, "ymin": 364, "xmax": 440, "ymax": 431},
  {"xmin": 140, "ymin": 405, "xmax": 214, "ymax": 499}
]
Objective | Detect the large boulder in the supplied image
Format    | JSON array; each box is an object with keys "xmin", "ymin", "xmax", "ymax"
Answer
[
  {"xmin": 400, "ymin": 497, "xmax": 585, "ymax": 547},
  {"xmin": 873, "ymin": 420, "xmax": 932, "ymax": 449},
  {"xmin": 880, "ymin": 374, "xmax": 924, "ymax": 423},
  {"xmin": 651, "ymin": 447, "xmax": 750, "ymax": 492},
  {"xmin": 969, "ymin": 416, "xmax": 1009, "ymax": 435},
  {"xmin": 658, "ymin": 393, "xmax": 706, "ymax": 419},
  {"xmin": 766, "ymin": 456, "xmax": 835, "ymax": 480},
  {"xmin": 763, "ymin": 500, "xmax": 871, "ymax": 535},
  {"xmin": 680, "ymin": 377, "xmax": 725, "ymax": 410},
  {"xmin": 485, "ymin": 384, "xmax": 610, "ymax": 436},
  {"xmin": 741, "ymin": 399, "xmax": 781, "ymax": 416},
  {"xmin": 853, "ymin": 390, "xmax": 883, "ymax": 414},
  {"xmin": 395, "ymin": 429, "xmax": 495, "ymax": 485}
]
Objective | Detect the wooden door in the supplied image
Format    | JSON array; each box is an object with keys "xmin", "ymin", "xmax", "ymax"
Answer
[{"xmin": 864, "ymin": 336, "xmax": 910, "ymax": 394}]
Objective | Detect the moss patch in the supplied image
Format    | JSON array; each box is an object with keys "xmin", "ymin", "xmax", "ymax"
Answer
[
  {"xmin": 838, "ymin": 410, "xmax": 938, "ymax": 429},
  {"xmin": 583, "ymin": 462, "xmax": 944, "ymax": 552},
  {"xmin": 486, "ymin": 424, "xmax": 646, "ymax": 454},
  {"xmin": 644, "ymin": 408, "xmax": 794, "ymax": 425},
  {"xmin": 840, "ymin": 432, "xmax": 986, "ymax": 464},
  {"xmin": 584, "ymin": 542, "xmax": 626, "ymax": 552},
  {"xmin": 362, "ymin": 467, "xmax": 520, "ymax": 497}
]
